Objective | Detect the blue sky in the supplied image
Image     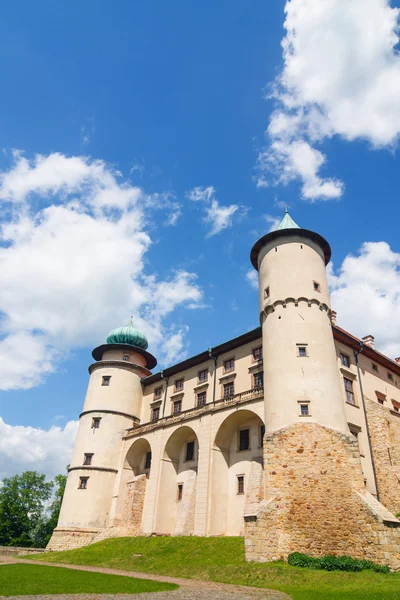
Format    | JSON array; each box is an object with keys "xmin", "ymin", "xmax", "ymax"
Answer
[{"xmin": 1, "ymin": 0, "xmax": 400, "ymax": 478}]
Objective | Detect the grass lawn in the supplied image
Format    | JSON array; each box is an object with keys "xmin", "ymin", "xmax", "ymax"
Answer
[
  {"xmin": 0, "ymin": 563, "xmax": 177, "ymax": 596},
  {"xmin": 28, "ymin": 536, "xmax": 400, "ymax": 600}
]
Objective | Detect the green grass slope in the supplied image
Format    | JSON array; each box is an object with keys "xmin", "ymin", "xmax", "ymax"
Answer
[
  {"xmin": 0, "ymin": 563, "xmax": 177, "ymax": 596},
  {"xmin": 28, "ymin": 536, "xmax": 400, "ymax": 600}
]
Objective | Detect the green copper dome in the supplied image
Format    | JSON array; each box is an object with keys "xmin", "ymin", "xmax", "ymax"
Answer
[{"xmin": 106, "ymin": 320, "xmax": 148, "ymax": 350}]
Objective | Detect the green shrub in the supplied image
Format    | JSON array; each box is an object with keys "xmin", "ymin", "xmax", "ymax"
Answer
[
  {"xmin": 396, "ymin": 513, "xmax": 400, "ymax": 519},
  {"xmin": 287, "ymin": 552, "xmax": 390, "ymax": 573}
]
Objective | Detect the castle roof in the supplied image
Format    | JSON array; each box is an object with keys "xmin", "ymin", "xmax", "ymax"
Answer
[
  {"xmin": 276, "ymin": 209, "xmax": 300, "ymax": 231},
  {"xmin": 106, "ymin": 320, "xmax": 149, "ymax": 350}
]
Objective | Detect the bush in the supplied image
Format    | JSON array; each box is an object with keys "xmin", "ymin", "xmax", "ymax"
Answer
[{"xmin": 287, "ymin": 552, "xmax": 390, "ymax": 573}]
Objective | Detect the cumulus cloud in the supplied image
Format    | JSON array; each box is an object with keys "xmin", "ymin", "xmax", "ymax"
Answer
[
  {"xmin": 0, "ymin": 418, "xmax": 78, "ymax": 480},
  {"xmin": 186, "ymin": 185, "xmax": 245, "ymax": 236},
  {"xmin": 329, "ymin": 242, "xmax": 400, "ymax": 358},
  {"xmin": 0, "ymin": 151, "xmax": 204, "ymax": 390},
  {"xmin": 246, "ymin": 269, "xmax": 258, "ymax": 290},
  {"xmin": 258, "ymin": 0, "xmax": 400, "ymax": 200}
]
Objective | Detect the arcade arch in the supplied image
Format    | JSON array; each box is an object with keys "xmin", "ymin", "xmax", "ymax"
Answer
[{"xmin": 210, "ymin": 409, "xmax": 264, "ymax": 536}]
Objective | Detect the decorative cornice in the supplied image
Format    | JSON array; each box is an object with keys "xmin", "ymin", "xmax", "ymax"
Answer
[
  {"xmin": 79, "ymin": 409, "xmax": 140, "ymax": 422},
  {"xmin": 261, "ymin": 297, "xmax": 331, "ymax": 320},
  {"xmin": 68, "ymin": 466, "xmax": 118, "ymax": 474},
  {"xmin": 89, "ymin": 360, "xmax": 151, "ymax": 377}
]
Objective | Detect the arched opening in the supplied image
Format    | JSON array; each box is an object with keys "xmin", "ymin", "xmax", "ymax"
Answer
[
  {"xmin": 156, "ymin": 426, "xmax": 199, "ymax": 535},
  {"xmin": 210, "ymin": 410, "xmax": 264, "ymax": 536},
  {"xmin": 114, "ymin": 437, "xmax": 152, "ymax": 532}
]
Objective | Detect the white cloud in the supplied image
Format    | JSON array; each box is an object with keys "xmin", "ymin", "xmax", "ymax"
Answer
[
  {"xmin": 259, "ymin": 0, "xmax": 400, "ymax": 200},
  {"xmin": 185, "ymin": 186, "xmax": 245, "ymax": 236},
  {"xmin": 264, "ymin": 214, "xmax": 281, "ymax": 233},
  {"xmin": 329, "ymin": 242, "xmax": 400, "ymax": 358},
  {"xmin": 0, "ymin": 151, "xmax": 204, "ymax": 390},
  {"xmin": 246, "ymin": 269, "xmax": 258, "ymax": 290},
  {"xmin": 0, "ymin": 418, "xmax": 78, "ymax": 480}
]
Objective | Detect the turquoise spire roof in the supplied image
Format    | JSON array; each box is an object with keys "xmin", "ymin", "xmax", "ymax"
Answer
[
  {"xmin": 276, "ymin": 208, "xmax": 300, "ymax": 231},
  {"xmin": 106, "ymin": 320, "xmax": 148, "ymax": 350}
]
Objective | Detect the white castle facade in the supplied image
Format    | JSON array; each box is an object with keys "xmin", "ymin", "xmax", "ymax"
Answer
[{"xmin": 49, "ymin": 213, "xmax": 400, "ymax": 569}]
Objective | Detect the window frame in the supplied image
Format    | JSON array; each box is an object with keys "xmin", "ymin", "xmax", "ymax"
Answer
[
  {"xmin": 253, "ymin": 371, "xmax": 264, "ymax": 389},
  {"xmin": 91, "ymin": 417, "xmax": 101, "ymax": 429},
  {"xmin": 123, "ymin": 354, "xmax": 130, "ymax": 361},
  {"xmin": 252, "ymin": 346, "xmax": 262, "ymax": 362},
  {"xmin": 340, "ymin": 353, "xmax": 350, "ymax": 368},
  {"xmin": 198, "ymin": 369, "xmax": 208, "ymax": 383},
  {"xmin": 177, "ymin": 483, "xmax": 183, "ymax": 501},
  {"xmin": 185, "ymin": 440, "xmax": 195, "ymax": 462},
  {"xmin": 151, "ymin": 406, "xmax": 160, "ymax": 422},
  {"xmin": 197, "ymin": 391, "xmax": 207, "ymax": 408},
  {"xmin": 313, "ymin": 281, "xmax": 321, "ymax": 293},
  {"xmin": 223, "ymin": 358, "xmax": 235, "ymax": 373},
  {"xmin": 297, "ymin": 344, "xmax": 308, "ymax": 358},
  {"xmin": 83, "ymin": 453, "xmax": 93, "ymax": 466},
  {"xmin": 344, "ymin": 377, "xmax": 356, "ymax": 406},
  {"xmin": 238, "ymin": 428, "xmax": 250, "ymax": 452},
  {"xmin": 101, "ymin": 375, "xmax": 111, "ymax": 386},
  {"xmin": 174, "ymin": 378, "xmax": 184, "ymax": 392},
  {"xmin": 78, "ymin": 477, "xmax": 89, "ymax": 490},
  {"xmin": 237, "ymin": 475, "xmax": 245, "ymax": 495},
  {"xmin": 144, "ymin": 451, "xmax": 152, "ymax": 470},
  {"xmin": 154, "ymin": 386, "xmax": 163, "ymax": 400},
  {"xmin": 172, "ymin": 399, "xmax": 182, "ymax": 416},
  {"xmin": 223, "ymin": 381, "xmax": 235, "ymax": 399}
]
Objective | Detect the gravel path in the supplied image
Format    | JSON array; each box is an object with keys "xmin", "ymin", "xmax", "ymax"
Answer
[{"xmin": 0, "ymin": 556, "xmax": 290, "ymax": 600}]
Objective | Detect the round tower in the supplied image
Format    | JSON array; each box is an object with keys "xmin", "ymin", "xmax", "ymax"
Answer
[
  {"xmin": 50, "ymin": 322, "xmax": 156, "ymax": 548},
  {"xmin": 250, "ymin": 211, "xmax": 349, "ymax": 436}
]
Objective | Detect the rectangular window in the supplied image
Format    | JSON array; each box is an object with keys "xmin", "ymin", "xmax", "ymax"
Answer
[
  {"xmin": 376, "ymin": 392, "xmax": 386, "ymax": 405},
  {"xmin": 78, "ymin": 477, "xmax": 89, "ymax": 489},
  {"xmin": 313, "ymin": 281, "xmax": 321, "ymax": 292},
  {"xmin": 177, "ymin": 484, "xmax": 183, "ymax": 501},
  {"xmin": 239, "ymin": 428, "xmax": 250, "ymax": 451},
  {"xmin": 173, "ymin": 399, "xmax": 182, "ymax": 415},
  {"xmin": 91, "ymin": 417, "xmax": 101, "ymax": 429},
  {"xmin": 175, "ymin": 379, "xmax": 184, "ymax": 392},
  {"xmin": 152, "ymin": 406, "xmax": 160, "ymax": 422},
  {"xmin": 186, "ymin": 441, "xmax": 195, "ymax": 461},
  {"xmin": 388, "ymin": 372, "xmax": 394, "ymax": 381},
  {"xmin": 102, "ymin": 376, "xmax": 111, "ymax": 386},
  {"xmin": 123, "ymin": 354, "xmax": 129, "ymax": 361},
  {"xmin": 252, "ymin": 347, "xmax": 262, "ymax": 362},
  {"xmin": 237, "ymin": 475, "xmax": 244, "ymax": 495},
  {"xmin": 223, "ymin": 381, "xmax": 234, "ymax": 398},
  {"xmin": 344, "ymin": 377, "xmax": 355, "ymax": 405},
  {"xmin": 154, "ymin": 386, "xmax": 162, "ymax": 400},
  {"xmin": 264, "ymin": 286, "xmax": 270, "ymax": 299},
  {"xmin": 297, "ymin": 345, "xmax": 308, "ymax": 357},
  {"xmin": 340, "ymin": 353, "xmax": 350, "ymax": 368},
  {"xmin": 224, "ymin": 358, "xmax": 235, "ymax": 373},
  {"xmin": 198, "ymin": 369, "xmax": 208, "ymax": 382},
  {"xmin": 300, "ymin": 404, "xmax": 309, "ymax": 416},
  {"xmin": 260, "ymin": 424, "xmax": 265, "ymax": 447},
  {"xmin": 372, "ymin": 364, "xmax": 379, "ymax": 372},
  {"xmin": 145, "ymin": 451, "xmax": 152, "ymax": 470},
  {"xmin": 253, "ymin": 372, "xmax": 264, "ymax": 389},
  {"xmin": 197, "ymin": 391, "xmax": 206, "ymax": 407},
  {"xmin": 83, "ymin": 453, "xmax": 93, "ymax": 465}
]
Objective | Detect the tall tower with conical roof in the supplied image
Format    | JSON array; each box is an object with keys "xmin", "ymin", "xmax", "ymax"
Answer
[
  {"xmin": 245, "ymin": 213, "xmax": 400, "ymax": 564},
  {"xmin": 48, "ymin": 322, "xmax": 156, "ymax": 550}
]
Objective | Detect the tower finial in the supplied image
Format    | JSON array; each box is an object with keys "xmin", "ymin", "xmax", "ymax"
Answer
[{"xmin": 285, "ymin": 205, "xmax": 289, "ymax": 214}]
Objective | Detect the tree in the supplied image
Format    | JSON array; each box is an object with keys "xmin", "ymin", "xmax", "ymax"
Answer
[
  {"xmin": 30, "ymin": 473, "xmax": 67, "ymax": 548},
  {"xmin": 0, "ymin": 471, "xmax": 54, "ymax": 547}
]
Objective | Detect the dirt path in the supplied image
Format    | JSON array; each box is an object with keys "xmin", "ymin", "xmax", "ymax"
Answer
[{"xmin": 0, "ymin": 556, "xmax": 291, "ymax": 600}]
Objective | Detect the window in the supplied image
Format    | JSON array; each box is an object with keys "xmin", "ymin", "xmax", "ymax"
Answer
[
  {"xmin": 198, "ymin": 369, "xmax": 208, "ymax": 382},
  {"xmin": 173, "ymin": 399, "xmax": 182, "ymax": 415},
  {"xmin": 102, "ymin": 376, "xmax": 111, "ymax": 386},
  {"xmin": 224, "ymin": 358, "xmax": 235, "ymax": 372},
  {"xmin": 175, "ymin": 379, "xmax": 184, "ymax": 392},
  {"xmin": 388, "ymin": 372, "xmax": 394, "ymax": 381},
  {"xmin": 300, "ymin": 404, "xmax": 309, "ymax": 416},
  {"xmin": 151, "ymin": 406, "xmax": 160, "ymax": 422},
  {"xmin": 223, "ymin": 381, "xmax": 234, "ymax": 398},
  {"xmin": 372, "ymin": 364, "xmax": 379, "ymax": 372},
  {"xmin": 340, "ymin": 353, "xmax": 350, "ymax": 368},
  {"xmin": 91, "ymin": 417, "xmax": 101, "ymax": 429},
  {"xmin": 252, "ymin": 347, "xmax": 262, "ymax": 362},
  {"xmin": 264, "ymin": 286, "xmax": 270, "ymax": 299},
  {"xmin": 344, "ymin": 377, "xmax": 355, "ymax": 405},
  {"xmin": 145, "ymin": 451, "xmax": 152, "ymax": 470},
  {"xmin": 297, "ymin": 345, "xmax": 308, "ymax": 357},
  {"xmin": 83, "ymin": 453, "xmax": 93, "ymax": 465},
  {"xmin": 393, "ymin": 401, "xmax": 400, "ymax": 413},
  {"xmin": 376, "ymin": 391, "xmax": 386, "ymax": 405},
  {"xmin": 239, "ymin": 428, "xmax": 250, "ymax": 451},
  {"xmin": 78, "ymin": 477, "xmax": 89, "ymax": 490},
  {"xmin": 260, "ymin": 424, "xmax": 265, "ymax": 447},
  {"xmin": 177, "ymin": 484, "xmax": 183, "ymax": 501},
  {"xmin": 313, "ymin": 281, "xmax": 321, "ymax": 292},
  {"xmin": 154, "ymin": 386, "xmax": 162, "ymax": 400},
  {"xmin": 253, "ymin": 372, "xmax": 264, "ymax": 389},
  {"xmin": 123, "ymin": 354, "xmax": 129, "ymax": 361},
  {"xmin": 185, "ymin": 441, "xmax": 195, "ymax": 461},
  {"xmin": 197, "ymin": 391, "xmax": 206, "ymax": 407},
  {"xmin": 237, "ymin": 475, "xmax": 244, "ymax": 495}
]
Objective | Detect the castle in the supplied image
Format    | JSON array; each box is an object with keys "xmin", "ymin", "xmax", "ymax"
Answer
[{"xmin": 49, "ymin": 212, "xmax": 400, "ymax": 569}]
